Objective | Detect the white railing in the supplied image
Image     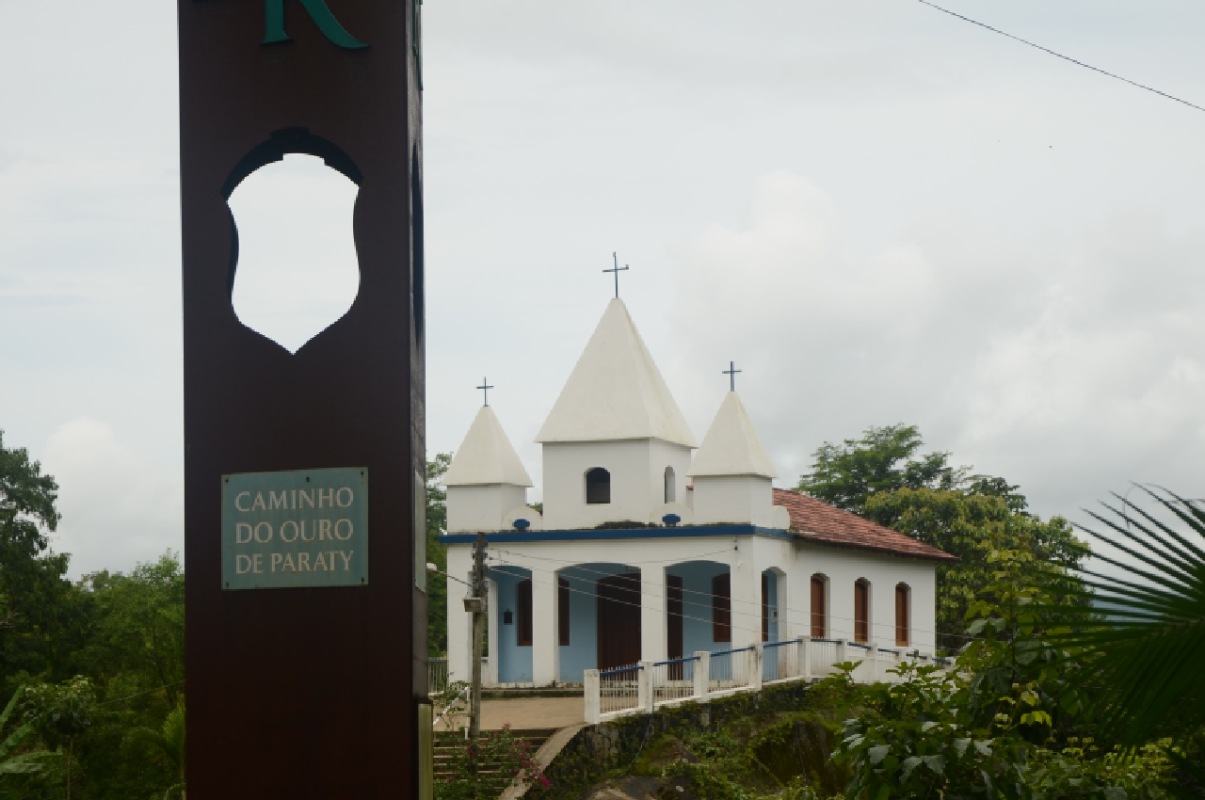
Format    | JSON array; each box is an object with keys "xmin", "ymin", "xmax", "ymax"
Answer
[
  {"xmin": 708, "ymin": 647, "xmax": 756, "ymax": 693},
  {"xmin": 428, "ymin": 657, "xmax": 449, "ymax": 695},
  {"xmin": 583, "ymin": 637, "xmax": 947, "ymax": 724},
  {"xmin": 651, "ymin": 656, "xmax": 698, "ymax": 704},
  {"xmin": 589, "ymin": 663, "xmax": 643, "ymax": 720}
]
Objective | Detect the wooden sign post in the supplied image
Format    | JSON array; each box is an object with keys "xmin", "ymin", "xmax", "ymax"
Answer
[{"xmin": 178, "ymin": 2, "xmax": 428, "ymax": 796}]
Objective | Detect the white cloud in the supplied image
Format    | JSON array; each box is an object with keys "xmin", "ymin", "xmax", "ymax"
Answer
[
  {"xmin": 668, "ymin": 170, "xmax": 1205, "ymax": 522},
  {"xmin": 42, "ymin": 418, "xmax": 182, "ymax": 577}
]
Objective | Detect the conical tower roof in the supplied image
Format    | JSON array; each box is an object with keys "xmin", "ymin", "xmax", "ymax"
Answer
[
  {"xmin": 536, "ymin": 298, "xmax": 696, "ymax": 447},
  {"xmin": 444, "ymin": 405, "xmax": 533, "ymax": 487},
  {"xmin": 687, "ymin": 391, "xmax": 777, "ymax": 478}
]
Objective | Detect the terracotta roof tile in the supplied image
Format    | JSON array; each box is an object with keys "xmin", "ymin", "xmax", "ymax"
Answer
[{"xmin": 772, "ymin": 488, "xmax": 957, "ymax": 562}]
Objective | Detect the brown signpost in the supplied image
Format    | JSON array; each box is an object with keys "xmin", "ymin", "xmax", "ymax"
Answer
[{"xmin": 178, "ymin": 2, "xmax": 427, "ymax": 796}]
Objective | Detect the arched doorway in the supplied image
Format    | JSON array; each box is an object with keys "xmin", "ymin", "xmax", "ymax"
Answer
[{"xmin": 596, "ymin": 572, "xmax": 641, "ymax": 668}]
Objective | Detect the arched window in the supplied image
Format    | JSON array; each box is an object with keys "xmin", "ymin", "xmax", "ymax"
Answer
[
  {"xmin": 585, "ymin": 467, "xmax": 611, "ymax": 504},
  {"xmin": 854, "ymin": 579, "xmax": 870, "ymax": 643},
  {"xmin": 664, "ymin": 466, "xmax": 676, "ymax": 503},
  {"xmin": 895, "ymin": 583, "xmax": 910, "ymax": 647},
  {"xmin": 810, "ymin": 573, "xmax": 828, "ymax": 638}
]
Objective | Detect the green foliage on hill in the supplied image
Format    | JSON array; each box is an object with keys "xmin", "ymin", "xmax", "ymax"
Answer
[{"xmin": 798, "ymin": 423, "xmax": 1089, "ymax": 651}]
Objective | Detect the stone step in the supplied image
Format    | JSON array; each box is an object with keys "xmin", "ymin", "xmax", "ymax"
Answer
[{"xmin": 432, "ymin": 728, "xmax": 558, "ymax": 784}]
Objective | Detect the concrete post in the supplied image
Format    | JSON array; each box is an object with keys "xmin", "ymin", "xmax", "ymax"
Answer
[
  {"xmin": 584, "ymin": 670, "xmax": 601, "ymax": 725},
  {"xmin": 751, "ymin": 644, "xmax": 763, "ymax": 691},
  {"xmin": 693, "ymin": 652, "xmax": 710, "ymax": 700},
  {"xmin": 638, "ymin": 661, "xmax": 654, "ymax": 714},
  {"xmin": 800, "ymin": 636, "xmax": 812, "ymax": 681}
]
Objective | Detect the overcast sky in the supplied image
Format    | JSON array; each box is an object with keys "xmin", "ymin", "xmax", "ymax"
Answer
[{"xmin": 3, "ymin": 1, "xmax": 1205, "ymax": 577}]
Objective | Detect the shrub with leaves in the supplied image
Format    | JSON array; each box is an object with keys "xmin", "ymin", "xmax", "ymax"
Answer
[
  {"xmin": 833, "ymin": 531, "xmax": 1177, "ymax": 800},
  {"xmin": 0, "ymin": 685, "xmax": 56, "ymax": 785},
  {"xmin": 435, "ymin": 725, "xmax": 548, "ymax": 800}
]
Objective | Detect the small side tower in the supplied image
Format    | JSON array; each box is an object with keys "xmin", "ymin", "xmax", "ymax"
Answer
[
  {"xmin": 444, "ymin": 404, "xmax": 536, "ymax": 533},
  {"xmin": 688, "ymin": 386, "xmax": 778, "ymax": 526}
]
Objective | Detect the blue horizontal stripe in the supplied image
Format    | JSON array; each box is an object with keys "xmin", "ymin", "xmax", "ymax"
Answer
[{"xmin": 442, "ymin": 524, "xmax": 794, "ymax": 545}]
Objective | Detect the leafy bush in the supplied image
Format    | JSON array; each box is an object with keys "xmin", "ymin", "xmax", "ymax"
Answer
[{"xmin": 435, "ymin": 725, "xmax": 548, "ymax": 800}]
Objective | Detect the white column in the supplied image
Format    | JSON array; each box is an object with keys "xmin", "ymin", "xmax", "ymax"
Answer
[
  {"xmin": 445, "ymin": 562, "xmax": 472, "ymax": 684},
  {"xmin": 640, "ymin": 565, "xmax": 667, "ymax": 664},
  {"xmin": 531, "ymin": 571, "xmax": 560, "ymax": 686},
  {"xmin": 485, "ymin": 578, "xmax": 499, "ymax": 686},
  {"xmin": 730, "ymin": 556, "xmax": 760, "ymax": 650}
]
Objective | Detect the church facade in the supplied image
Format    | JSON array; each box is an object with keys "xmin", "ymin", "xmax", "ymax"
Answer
[{"xmin": 442, "ymin": 298, "xmax": 954, "ymax": 686}]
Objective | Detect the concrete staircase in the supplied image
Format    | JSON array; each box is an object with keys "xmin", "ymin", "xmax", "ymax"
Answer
[{"xmin": 433, "ymin": 728, "xmax": 559, "ymax": 797}]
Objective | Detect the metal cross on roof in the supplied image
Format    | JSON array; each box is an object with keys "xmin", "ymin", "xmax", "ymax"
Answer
[
  {"xmin": 477, "ymin": 377, "xmax": 494, "ymax": 406},
  {"xmin": 723, "ymin": 361, "xmax": 742, "ymax": 391},
  {"xmin": 603, "ymin": 251, "xmax": 629, "ymax": 298}
]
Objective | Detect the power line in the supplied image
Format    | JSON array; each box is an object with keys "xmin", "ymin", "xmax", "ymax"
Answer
[
  {"xmin": 917, "ymin": 0, "xmax": 1205, "ymax": 115},
  {"xmin": 487, "ymin": 553, "xmax": 969, "ymax": 645}
]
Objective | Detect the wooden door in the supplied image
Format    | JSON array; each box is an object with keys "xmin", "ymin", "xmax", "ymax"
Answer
[
  {"xmin": 810, "ymin": 575, "xmax": 826, "ymax": 638},
  {"xmin": 854, "ymin": 579, "xmax": 869, "ymax": 643},
  {"xmin": 895, "ymin": 584, "xmax": 909, "ymax": 646},
  {"xmin": 667, "ymin": 574, "xmax": 684, "ymax": 679},
  {"xmin": 597, "ymin": 573, "xmax": 641, "ymax": 669}
]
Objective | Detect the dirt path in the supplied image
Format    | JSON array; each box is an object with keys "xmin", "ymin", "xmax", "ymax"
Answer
[{"xmin": 434, "ymin": 695, "xmax": 585, "ymax": 732}]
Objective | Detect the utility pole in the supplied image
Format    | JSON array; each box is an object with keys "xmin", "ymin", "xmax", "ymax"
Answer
[{"xmin": 467, "ymin": 531, "xmax": 487, "ymax": 740}]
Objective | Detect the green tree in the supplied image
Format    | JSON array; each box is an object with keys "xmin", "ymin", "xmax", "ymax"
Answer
[
  {"xmin": 0, "ymin": 432, "xmax": 85, "ymax": 692},
  {"xmin": 69, "ymin": 554, "xmax": 185, "ymax": 800},
  {"xmin": 77, "ymin": 553, "xmax": 185, "ymax": 707},
  {"xmin": 798, "ymin": 424, "xmax": 1087, "ymax": 651},
  {"xmin": 835, "ymin": 538, "xmax": 1176, "ymax": 800},
  {"xmin": 867, "ymin": 488, "xmax": 1086, "ymax": 650},
  {"xmin": 128, "ymin": 700, "xmax": 185, "ymax": 800},
  {"xmin": 0, "ymin": 685, "xmax": 56, "ymax": 791},
  {"xmin": 22, "ymin": 676, "xmax": 95, "ymax": 800},
  {"xmin": 427, "ymin": 453, "xmax": 451, "ymax": 657},
  {"xmin": 797, "ymin": 424, "xmax": 964, "ymax": 515}
]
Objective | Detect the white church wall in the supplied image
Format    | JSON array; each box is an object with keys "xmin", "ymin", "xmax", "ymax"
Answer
[
  {"xmin": 791, "ymin": 544, "xmax": 938, "ymax": 654},
  {"xmin": 446, "ymin": 484, "xmax": 528, "ymax": 533},
  {"xmin": 541, "ymin": 439, "xmax": 692, "ymax": 529},
  {"xmin": 691, "ymin": 475, "xmax": 775, "ymax": 526},
  {"xmin": 446, "ymin": 531, "xmax": 940, "ymax": 687},
  {"xmin": 444, "ymin": 544, "xmax": 474, "ymax": 684}
]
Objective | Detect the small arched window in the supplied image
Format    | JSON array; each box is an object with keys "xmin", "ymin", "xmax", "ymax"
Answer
[
  {"xmin": 586, "ymin": 467, "xmax": 611, "ymax": 504},
  {"xmin": 810, "ymin": 573, "xmax": 828, "ymax": 638},
  {"xmin": 854, "ymin": 579, "xmax": 870, "ymax": 643},
  {"xmin": 895, "ymin": 583, "xmax": 910, "ymax": 647},
  {"xmin": 664, "ymin": 466, "xmax": 676, "ymax": 503}
]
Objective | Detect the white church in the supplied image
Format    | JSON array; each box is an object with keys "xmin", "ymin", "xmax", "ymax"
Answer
[{"xmin": 442, "ymin": 297, "xmax": 954, "ymax": 687}]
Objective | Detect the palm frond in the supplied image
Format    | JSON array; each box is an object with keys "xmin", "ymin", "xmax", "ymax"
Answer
[{"xmin": 1052, "ymin": 485, "xmax": 1205, "ymax": 745}]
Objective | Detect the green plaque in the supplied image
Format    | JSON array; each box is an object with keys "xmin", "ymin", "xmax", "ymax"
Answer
[{"xmin": 221, "ymin": 467, "xmax": 368, "ymax": 590}]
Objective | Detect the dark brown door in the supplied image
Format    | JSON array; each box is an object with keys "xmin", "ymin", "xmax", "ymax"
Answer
[
  {"xmin": 895, "ymin": 584, "xmax": 909, "ymax": 647},
  {"xmin": 761, "ymin": 573, "xmax": 770, "ymax": 642},
  {"xmin": 597, "ymin": 573, "xmax": 641, "ymax": 669},
  {"xmin": 810, "ymin": 575, "xmax": 826, "ymax": 638},
  {"xmin": 854, "ymin": 579, "xmax": 869, "ymax": 643},
  {"xmin": 667, "ymin": 575, "xmax": 684, "ymax": 679}
]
